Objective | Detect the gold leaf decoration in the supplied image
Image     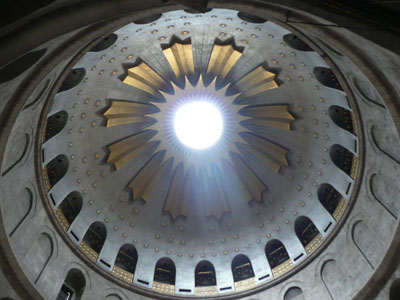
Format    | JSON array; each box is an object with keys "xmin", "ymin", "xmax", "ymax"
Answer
[
  {"xmin": 123, "ymin": 62, "xmax": 167, "ymax": 96},
  {"xmin": 163, "ymin": 42, "xmax": 195, "ymax": 81},
  {"xmin": 233, "ymin": 66, "xmax": 278, "ymax": 98},
  {"xmin": 107, "ymin": 131, "xmax": 157, "ymax": 170},
  {"xmin": 104, "ymin": 39, "xmax": 294, "ymax": 220},
  {"xmin": 163, "ymin": 165, "xmax": 195, "ymax": 220},
  {"xmin": 206, "ymin": 44, "xmax": 242, "ymax": 82},
  {"xmin": 128, "ymin": 151, "xmax": 165, "ymax": 201},
  {"xmin": 241, "ymin": 105, "xmax": 295, "ymax": 131},
  {"xmin": 104, "ymin": 100, "xmax": 157, "ymax": 127}
]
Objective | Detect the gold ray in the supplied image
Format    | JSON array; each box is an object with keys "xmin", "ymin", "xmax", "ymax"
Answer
[
  {"xmin": 201, "ymin": 165, "xmax": 230, "ymax": 220},
  {"xmin": 123, "ymin": 62, "xmax": 166, "ymax": 96},
  {"xmin": 107, "ymin": 131, "xmax": 156, "ymax": 170},
  {"xmin": 207, "ymin": 44, "xmax": 242, "ymax": 82},
  {"xmin": 229, "ymin": 152, "xmax": 266, "ymax": 202},
  {"xmin": 104, "ymin": 100, "xmax": 157, "ymax": 127},
  {"xmin": 234, "ymin": 66, "xmax": 278, "ymax": 98},
  {"xmin": 237, "ymin": 142, "xmax": 282, "ymax": 174},
  {"xmin": 164, "ymin": 165, "xmax": 195, "ymax": 220},
  {"xmin": 243, "ymin": 119, "xmax": 292, "ymax": 131},
  {"xmin": 128, "ymin": 151, "xmax": 165, "ymax": 201},
  {"xmin": 240, "ymin": 105, "xmax": 294, "ymax": 120},
  {"xmin": 142, "ymin": 156, "xmax": 173, "ymax": 201},
  {"xmin": 241, "ymin": 132, "xmax": 289, "ymax": 172},
  {"xmin": 163, "ymin": 43, "xmax": 195, "ymax": 80},
  {"xmin": 240, "ymin": 105, "xmax": 294, "ymax": 131}
]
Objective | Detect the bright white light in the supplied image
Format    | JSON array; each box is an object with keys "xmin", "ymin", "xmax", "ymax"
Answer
[{"xmin": 174, "ymin": 101, "xmax": 223, "ymax": 150}]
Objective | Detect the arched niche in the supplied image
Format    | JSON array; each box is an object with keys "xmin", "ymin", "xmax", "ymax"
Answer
[
  {"xmin": 23, "ymin": 232, "xmax": 54, "ymax": 284},
  {"xmin": 44, "ymin": 154, "xmax": 68, "ymax": 190},
  {"xmin": 284, "ymin": 287, "xmax": 304, "ymax": 300},
  {"xmin": 58, "ymin": 68, "xmax": 85, "ymax": 93},
  {"xmin": 237, "ymin": 12, "xmax": 266, "ymax": 23},
  {"xmin": 283, "ymin": 34, "xmax": 313, "ymax": 51},
  {"xmin": 318, "ymin": 183, "xmax": 346, "ymax": 221},
  {"xmin": 329, "ymin": 144, "xmax": 355, "ymax": 178},
  {"xmin": 45, "ymin": 111, "xmax": 68, "ymax": 141},
  {"xmin": 112, "ymin": 244, "xmax": 138, "ymax": 283},
  {"xmin": 231, "ymin": 254, "xmax": 255, "ymax": 283},
  {"xmin": 313, "ymin": 67, "xmax": 343, "ymax": 90},
  {"xmin": 295, "ymin": 216, "xmax": 321, "ymax": 254},
  {"xmin": 56, "ymin": 268, "xmax": 86, "ymax": 300},
  {"xmin": 57, "ymin": 192, "xmax": 83, "ymax": 231},
  {"xmin": 329, "ymin": 106, "xmax": 355, "ymax": 135},
  {"xmin": 265, "ymin": 239, "xmax": 292, "ymax": 278},
  {"xmin": 81, "ymin": 222, "xmax": 106, "ymax": 262},
  {"xmin": 89, "ymin": 34, "xmax": 118, "ymax": 52},
  {"xmin": 0, "ymin": 49, "xmax": 46, "ymax": 83},
  {"xmin": 195, "ymin": 260, "xmax": 216, "ymax": 287},
  {"xmin": 154, "ymin": 257, "xmax": 176, "ymax": 285}
]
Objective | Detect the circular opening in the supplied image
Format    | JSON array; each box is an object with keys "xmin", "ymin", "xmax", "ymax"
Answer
[{"xmin": 174, "ymin": 101, "xmax": 223, "ymax": 149}]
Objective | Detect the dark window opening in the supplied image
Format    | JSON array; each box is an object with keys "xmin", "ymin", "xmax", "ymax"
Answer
[
  {"xmin": 330, "ymin": 144, "xmax": 354, "ymax": 176},
  {"xmin": 314, "ymin": 67, "xmax": 343, "ymax": 90},
  {"xmin": 59, "ymin": 192, "xmax": 82, "ymax": 225},
  {"xmin": 318, "ymin": 183, "xmax": 343, "ymax": 215},
  {"xmin": 265, "ymin": 240, "xmax": 290, "ymax": 269},
  {"xmin": 58, "ymin": 68, "xmax": 85, "ymax": 93},
  {"xmin": 232, "ymin": 254, "xmax": 255, "ymax": 282},
  {"xmin": 115, "ymin": 244, "xmax": 138, "ymax": 275},
  {"xmin": 45, "ymin": 155, "xmax": 68, "ymax": 188},
  {"xmin": 329, "ymin": 106, "xmax": 354, "ymax": 134},
  {"xmin": 195, "ymin": 261, "xmax": 216, "ymax": 287},
  {"xmin": 295, "ymin": 216, "xmax": 319, "ymax": 247},
  {"xmin": 83, "ymin": 222, "xmax": 106, "ymax": 253},
  {"xmin": 154, "ymin": 258, "xmax": 176, "ymax": 285},
  {"xmin": 283, "ymin": 34, "xmax": 313, "ymax": 51}
]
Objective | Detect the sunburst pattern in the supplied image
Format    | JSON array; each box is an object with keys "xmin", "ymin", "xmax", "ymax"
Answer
[{"xmin": 103, "ymin": 41, "xmax": 294, "ymax": 220}]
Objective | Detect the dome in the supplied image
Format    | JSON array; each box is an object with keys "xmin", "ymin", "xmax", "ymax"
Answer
[{"xmin": 1, "ymin": 2, "xmax": 400, "ymax": 300}]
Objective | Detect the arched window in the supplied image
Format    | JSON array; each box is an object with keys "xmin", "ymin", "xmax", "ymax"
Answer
[
  {"xmin": 58, "ymin": 68, "xmax": 85, "ymax": 93},
  {"xmin": 329, "ymin": 106, "xmax": 354, "ymax": 134},
  {"xmin": 45, "ymin": 111, "xmax": 68, "ymax": 141},
  {"xmin": 56, "ymin": 269, "xmax": 86, "ymax": 300},
  {"xmin": 57, "ymin": 192, "xmax": 82, "ymax": 231},
  {"xmin": 295, "ymin": 216, "xmax": 321, "ymax": 254},
  {"xmin": 81, "ymin": 222, "xmax": 106, "ymax": 262},
  {"xmin": 195, "ymin": 261, "xmax": 216, "ymax": 287},
  {"xmin": 231, "ymin": 254, "xmax": 254, "ymax": 283},
  {"xmin": 154, "ymin": 257, "xmax": 176, "ymax": 285},
  {"xmin": 44, "ymin": 154, "xmax": 68, "ymax": 190},
  {"xmin": 265, "ymin": 240, "xmax": 292, "ymax": 277},
  {"xmin": 318, "ymin": 183, "xmax": 345, "ymax": 221},
  {"xmin": 313, "ymin": 67, "xmax": 343, "ymax": 90},
  {"xmin": 112, "ymin": 244, "xmax": 137, "ymax": 283},
  {"xmin": 329, "ymin": 144, "xmax": 355, "ymax": 178}
]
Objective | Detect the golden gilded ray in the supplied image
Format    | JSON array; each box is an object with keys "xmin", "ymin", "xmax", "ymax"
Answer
[
  {"xmin": 241, "ymin": 105, "xmax": 295, "ymax": 131},
  {"xmin": 163, "ymin": 164, "xmax": 195, "ymax": 220},
  {"xmin": 206, "ymin": 44, "xmax": 242, "ymax": 82},
  {"xmin": 241, "ymin": 132, "xmax": 289, "ymax": 173},
  {"xmin": 128, "ymin": 151, "xmax": 165, "ymax": 201},
  {"xmin": 163, "ymin": 42, "xmax": 195, "ymax": 80},
  {"xmin": 107, "ymin": 131, "xmax": 156, "ymax": 170},
  {"xmin": 123, "ymin": 62, "xmax": 166, "ymax": 96},
  {"xmin": 229, "ymin": 152, "xmax": 267, "ymax": 202},
  {"xmin": 104, "ymin": 100, "xmax": 156, "ymax": 127},
  {"xmin": 233, "ymin": 66, "xmax": 278, "ymax": 98},
  {"xmin": 104, "ymin": 40, "xmax": 294, "ymax": 220}
]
